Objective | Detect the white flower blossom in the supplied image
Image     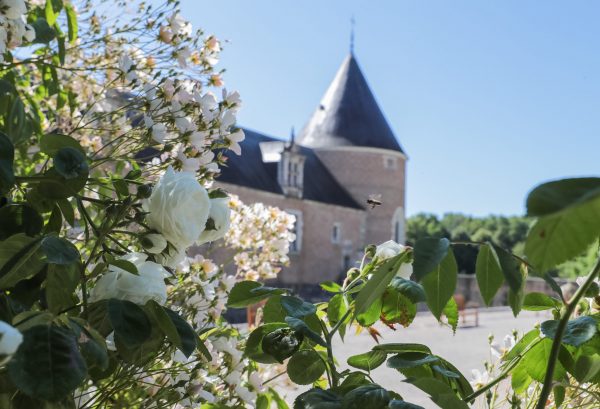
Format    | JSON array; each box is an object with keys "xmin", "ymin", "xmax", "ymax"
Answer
[
  {"xmin": 145, "ymin": 166, "xmax": 210, "ymax": 248},
  {"xmin": 0, "ymin": 321, "xmax": 23, "ymax": 363},
  {"xmin": 198, "ymin": 197, "xmax": 231, "ymax": 245},
  {"xmin": 89, "ymin": 253, "xmax": 168, "ymax": 305}
]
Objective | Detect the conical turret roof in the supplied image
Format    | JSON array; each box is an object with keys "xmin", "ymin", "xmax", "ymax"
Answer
[{"xmin": 297, "ymin": 53, "xmax": 403, "ymax": 153}]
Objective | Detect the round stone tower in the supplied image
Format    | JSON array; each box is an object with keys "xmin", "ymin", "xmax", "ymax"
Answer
[{"xmin": 297, "ymin": 53, "xmax": 407, "ymax": 246}]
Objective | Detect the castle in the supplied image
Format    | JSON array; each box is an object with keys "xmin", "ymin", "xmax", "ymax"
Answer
[{"xmin": 217, "ymin": 52, "xmax": 407, "ymax": 293}]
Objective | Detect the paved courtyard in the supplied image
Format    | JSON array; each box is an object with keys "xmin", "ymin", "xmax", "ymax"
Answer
[{"xmin": 274, "ymin": 307, "xmax": 552, "ymax": 408}]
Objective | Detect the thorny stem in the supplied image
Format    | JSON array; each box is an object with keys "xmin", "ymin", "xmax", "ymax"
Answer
[{"xmin": 534, "ymin": 256, "xmax": 600, "ymax": 409}]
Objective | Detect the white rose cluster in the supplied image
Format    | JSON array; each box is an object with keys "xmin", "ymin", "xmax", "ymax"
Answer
[
  {"xmin": 144, "ymin": 167, "xmax": 231, "ymax": 266},
  {"xmin": 0, "ymin": 0, "xmax": 35, "ymax": 61},
  {"xmin": 89, "ymin": 253, "xmax": 169, "ymax": 305},
  {"xmin": 375, "ymin": 240, "xmax": 413, "ymax": 279},
  {"xmin": 225, "ymin": 195, "xmax": 296, "ymax": 280}
]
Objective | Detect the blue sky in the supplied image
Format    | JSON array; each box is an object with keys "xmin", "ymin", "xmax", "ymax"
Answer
[{"xmin": 181, "ymin": 1, "xmax": 600, "ymax": 217}]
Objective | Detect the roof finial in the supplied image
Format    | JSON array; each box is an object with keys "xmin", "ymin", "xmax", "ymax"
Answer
[
  {"xmin": 350, "ymin": 16, "xmax": 355, "ymax": 54},
  {"xmin": 290, "ymin": 126, "xmax": 295, "ymax": 144}
]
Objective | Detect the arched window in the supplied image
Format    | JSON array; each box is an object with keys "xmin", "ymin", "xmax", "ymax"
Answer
[{"xmin": 391, "ymin": 207, "xmax": 405, "ymax": 243}]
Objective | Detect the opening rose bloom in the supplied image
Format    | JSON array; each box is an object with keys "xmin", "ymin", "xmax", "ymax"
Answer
[
  {"xmin": 146, "ymin": 167, "xmax": 210, "ymax": 249},
  {"xmin": 89, "ymin": 253, "xmax": 168, "ymax": 305},
  {"xmin": 375, "ymin": 240, "xmax": 413, "ymax": 279},
  {"xmin": 198, "ymin": 197, "xmax": 231, "ymax": 245},
  {"xmin": 0, "ymin": 321, "xmax": 23, "ymax": 364}
]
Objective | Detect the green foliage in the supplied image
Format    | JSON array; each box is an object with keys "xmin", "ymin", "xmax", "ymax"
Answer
[
  {"xmin": 540, "ymin": 316, "xmax": 598, "ymax": 347},
  {"xmin": 8, "ymin": 325, "xmax": 87, "ymax": 401},
  {"xmin": 287, "ymin": 350, "xmax": 326, "ymax": 385},
  {"xmin": 412, "ymin": 237, "xmax": 450, "ymax": 281},
  {"xmin": 0, "ymin": 131, "xmax": 15, "ymax": 193},
  {"xmin": 421, "ymin": 249, "xmax": 457, "ymax": 320},
  {"xmin": 226, "ymin": 281, "xmax": 286, "ymax": 308},
  {"xmin": 261, "ymin": 327, "xmax": 303, "ymax": 364},
  {"xmin": 475, "ymin": 243, "xmax": 504, "ymax": 305},
  {"xmin": 347, "ymin": 350, "xmax": 387, "ymax": 372}
]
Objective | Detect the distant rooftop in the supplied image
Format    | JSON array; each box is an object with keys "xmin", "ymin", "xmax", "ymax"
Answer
[
  {"xmin": 297, "ymin": 53, "xmax": 404, "ymax": 153},
  {"xmin": 217, "ymin": 129, "xmax": 363, "ymax": 209}
]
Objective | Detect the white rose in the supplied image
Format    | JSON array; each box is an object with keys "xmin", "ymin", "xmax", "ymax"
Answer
[
  {"xmin": 198, "ymin": 197, "xmax": 231, "ymax": 245},
  {"xmin": 1, "ymin": 0, "xmax": 27, "ymax": 19},
  {"xmin": 145, "ymin": 166, "xmax": 210, "ymax": 249},
  {"xmin": 89, "ymin": 252, "xmax": 168, "ymax": 305},
  {"xmin": 375, "ymin": 240, "xmax": 406, "ymax": 260},
  {"xmin": 397, "ymin": 262, "xmax": 413, "ymax": 279},
  {"xmin": 141, "ymin": 233, "xmax": 168, "ymax": 254},
  {"xmin": 0, "ymin": 321, "xmax": 23, "ymax": 362}
]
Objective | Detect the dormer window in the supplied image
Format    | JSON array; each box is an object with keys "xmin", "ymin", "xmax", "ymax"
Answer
[{"xmin": 278, "ymin": 138, "xmax": 306, "ymax": 198}]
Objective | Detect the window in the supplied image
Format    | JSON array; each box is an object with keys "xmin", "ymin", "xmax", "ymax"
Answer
[
  {"xmin": 286, "ymin": 209, "xmax": 303, "ymax": 253},
  {"xmin": 332, "ymin": 223, "xmax": 341, "ymax": 244},
  {"xmin": 383, "ymin": 156, "xmax": 397, "ymax": 170},
  {"xmin": 391, "ymin": 207, "xmax": 405, "ymax": 243}
]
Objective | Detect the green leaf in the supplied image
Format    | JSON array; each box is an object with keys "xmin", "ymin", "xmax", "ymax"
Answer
[
  {"xmin": 0, "ymin": 204, "xmax": 43, "ymax": 240},
  {"xmin": 40, "ymin": 133, "xmax": 85, "ymax": 157},
  {"xmin": 381, "ymin": 289, "xmax": 416, "ymax": 327},
  {"xmin": 45, "ymin": 0, "xmax": 58, "ymax": 25},
  {"xmin": 522, "ymin": 292, "xmax": 562, "ymax": 311},
  {"xmin": 543, "ymin": 273, "xmax": 564, "ymax": 301},
  {"xmin": 540, "ymin": 316, "xmax": 598, "ymax": 347},
  {"xmin": 294, "ymin": 388, "xmax": 341, "ymax": 409},
  {"xmin": 56, "ymin": 199, "xmax": 75, "ymax": 227},
  {"xmin": 31, "ymin": 18, "xmax": 56, "ymax": 43},
  {"xmin": 526, "ymin": 177, "xmax": 600, "ymax": 217},
  {"xmin": 525, "ymin": 192, "xmax": 600, "ymax": 272},
  {"xmin": 53, "ymin": 147, "xmax": 88, "ymax": 180},
  {"xmin": 285, "ymin": 316, "xmax": 326, "ymax": 347},
  {"xmin": 67, "ymin": 318, "xmax": 108, "ymax": 372},
  {"xmin": 407, "ymin": 378, "xmax": 469, "ymax": 409},
  {"xmin": 389, "ymin": 277, "xmax": 426, "ymax": 303},
  {"xmin": 36, "ymin": 167, "xmax": 88, "ymax": 199},
  {"xmin": 287, "ymin": 349, "xmax": 326, "ymax": 385},
  {"xmin": 388, "ymin": 400, "xmax": 425, "ymax": 409},
  {"xmin": 107, "ymin": 299, "xmax": 151, "ymax": 347},
  {"xmin": 356, "ymin": 296, "xmax": 382, "ymax": 327},
  {"xmin": 475, "ymin": 243, "xmax": 504, "ymax": 306},
  {"xmin": 144, "ymin": 300, "xmax": 181, "ymax": 352},
  {"xmin": 45, "ymin": 263, "xmax": 79, "ymax": 314},
  {"xmin": 413, "ymin": 237, "xmax": 450, "ymax": 281},
  {"xmin": 8, "ymin": 325, "xmax": 87, "ymax": 401},
  {"xmin": 573, "ymin": 353, "xmax": 600, "ymax": 383},
  {"xmin": 108, "ymin": 259, "xmax": 138, "ymax": 275},
  {"xmin": 0, "ymin": 234, "xmax": 44, "ymax": 289},
  {"xmin": 65, "ymin": 4, "xmax": 78, "ymax": 43},
  {"xmin": 493, "ymin": 245, "xmax": 523, "ymax": 292},
  {"xmin": 421, "ymin": 249, "xmax": 457, "ymax": 319},
  {"xmin": 327, "ymin": 294, "xmax": 348, "ymax": 326},
  {"xmin": 226, "ymin": 281, "xmax": 285, "ymax": 308},
  {"xmin": 0, "ymin": 131, "xmax": 14, "ymax": 194},
  {"xmin": 354, "ymin": 253, "xmax": 406, "ymax": 317},
  {"xmin": 373, "ymin": 343, "xmax": 431, "ymax": 354},
  {"xmin": 387, "ymin": 352, "xmax": 439, "ymax": 369},
  {"xmin": 504, "ymin": 329, "xmax": 539, "ymax": 362},
  {"xmin": 442, "ymin": 297, "xmax": 458, "ymax": 333},
  {"xmin": 163, "ymin": 307, "xmax": 198, "ymax": 357},
  {"xmin": 280, "ymin": 296, "xmax": 317, "ymax": 318},
  {"xmin": 40, "ymin": 235, "xmax": 80, "ymax": 265},
  {"xmin": 511, "ymin": 361, "xmax": 532, "ymax": 393},
  {"xmin": 320, "ymin": 281, "xmax": 342, "ymax": 293},
  {"xmin": 341, "ymin": 384, "xmax": 390, "ymax": 409},
  {"xmin": 347, "ymin": 350, "xmax": 387, "ymax": 372},
  {"xmin": 263, "ymin": 295, "xmax": 287, "ymax": 323},
  {"xmin": 245, "ymin": 323, "xmax": 288, "ymax": 364},
  {"xmin": 432, "ymin": 364, "xmax": 459, "ymax": 379},
  {"xmin": 520, "ymin": 338, "xmax": 567, "ymax": 382}
]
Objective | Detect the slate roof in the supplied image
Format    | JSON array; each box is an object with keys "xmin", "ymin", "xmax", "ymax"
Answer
[
  {"xmin": 297, "ymin": 53, "xmax": 404, "ymax": 153},
  {"xmin": 217, "ymin": 128, "xmax": 363, "ymax": 209}
]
